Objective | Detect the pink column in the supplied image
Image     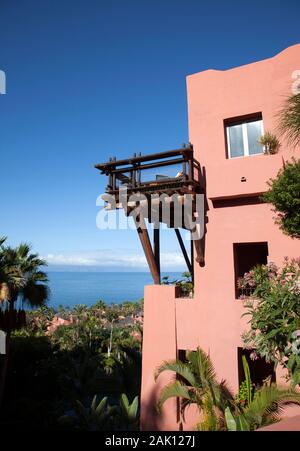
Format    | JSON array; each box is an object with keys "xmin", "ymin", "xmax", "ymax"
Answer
[{"xmin": 140, "ymin": 285, "xmax": 178, "ymax": 431}]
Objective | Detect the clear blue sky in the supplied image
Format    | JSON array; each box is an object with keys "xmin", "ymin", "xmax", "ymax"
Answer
[{"xmin": 0, "ymin": 0, "xmax": 299, "ymax": 271}]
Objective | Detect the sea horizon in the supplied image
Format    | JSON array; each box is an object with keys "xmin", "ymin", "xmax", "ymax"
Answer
[{"xmin": 42, "ymin": 270, "xmax": 183, "ymax": 310}]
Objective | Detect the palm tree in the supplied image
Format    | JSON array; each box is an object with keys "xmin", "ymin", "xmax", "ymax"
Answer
[
  {"xmin": 0, "ymin": 242, "xmax": 49, "ymax": 310},
  {"xmin": 155, "ymin": 347, "xmax": 300, "ymax": 431},
  {"xmin": 225, "ymin": 355, "xmax": 300, "ymax": 430},
  {"xmin": 0, "ymin": 239, "xmax": 49, "ymax": 406},
  {"xmin": 278, "ymin": 93, "xmax": 300, "ymax": 147},
  {"xmin": 155, "ymin": 347, "xmax": 235, "ymax": 431},
  {"xmin": 0, "ymin": 237, "xmax": 8, "ymax": 299},
  {"xmin": 0, "ymin": 237, "xmax": 23, "ymax": 303},
  {"xmin": 225, "ymin": 384, "xmax": 300, "ymax": 431}
]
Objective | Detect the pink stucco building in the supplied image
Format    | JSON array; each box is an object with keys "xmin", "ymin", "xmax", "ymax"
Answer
[{"xmin": 140, "ymin": 44, "xmax": 300, "ymax": 430}]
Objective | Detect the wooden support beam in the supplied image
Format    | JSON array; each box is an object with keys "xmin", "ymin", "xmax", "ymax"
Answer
[
  {"xmin": 153, "ymin": 224, "xmax": 160, "ymax": 282},
  {"xmin": 134, "ymin": 213, "xmax": 160, "ymax": 285},
  {"xmin": 190, "ymin": 232, "xmax": 194, "ymax": 285},
  {"xmin": 194, "ymin": 238, "xmax": 205, "ymax": 265},
  {"xmin": 175, "ymin": 229, "xmax": 192, "ymax": 274},
  {"xmin": 184, "ymin": 205, "xmax": 205, "ymax": 266}
]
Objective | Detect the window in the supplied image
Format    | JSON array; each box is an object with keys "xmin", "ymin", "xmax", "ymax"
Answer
[
  {"xmin": 225, "ymin": 114, "xmax": 264, "ymax": 158},
  {"xmin": 237, "ymin": 348, "xmax": 276, "ymax": 387},
  {"xmin": 233, "ymin": 242, "xmax": 268, "ymax": 298}
]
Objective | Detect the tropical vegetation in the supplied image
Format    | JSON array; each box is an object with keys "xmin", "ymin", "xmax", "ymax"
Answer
[
  {"xmin": 0, "ymin": 237, "xmax": 143, "ymax": 429},
  {"xmin": 0, "ymin": 300, "xmax": 142, "ymax": 429},
  {"xmin": 59, "ymin": 393, "xmax": 139, "ymax": 431},
  {"xmin": 155, "ymin": 347, "xmax": 300, "ymax": 431},
  {"xmin": 263, "ymin": 159, "xmax": 300, "ymax": 238},
  {"xmin": 239, "ymin": 258, "xmax": 300, "ymax": 387},
  {"xmin": 0, "ymin": 237, "xmax": 50, "ymax": 407},
  {"xmin": 262, "ymin": 93, "xmax": 300, "ymax": 237},
  {"xmin": 278, "ymin": 93, "xmax": 300, "ymax": 148}
]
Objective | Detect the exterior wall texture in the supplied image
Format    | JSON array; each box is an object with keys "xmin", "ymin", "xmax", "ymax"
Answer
[{"xmin": 141, "ymin": 44, "xmax": 300, "ymax": 431}]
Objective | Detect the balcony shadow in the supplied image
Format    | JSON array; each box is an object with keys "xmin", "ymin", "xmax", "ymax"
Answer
[{"xmin": 198, "ymin": 165, "xmax": 209, "ymax": 267}]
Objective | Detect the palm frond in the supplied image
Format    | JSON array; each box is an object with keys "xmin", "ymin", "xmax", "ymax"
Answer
[
  {"xmin": 278, "ymin": 93, "xmax": 300, "ymax": 147},
  {"xmin": 155, "ymin": 360, "xmax": 196, "ymax": 386},
  {"xmin": 244, "ymin": 385, "xmax": 300, "ymax": 429},
  {"xmin": 0, "ymin": 236, "xmax": 7, "ymax": 247},
  {"xmin": 187, "ymin": 347, "xmax": 217, "ymax": 387},
  {"xmin": 157, "ymin": 380, "xmax": 192, "ymax": 411},
  {"xmin": 26, "ymin": 270, "xmax": 49, "ymax": 283},
  {"xmin": 16, "ymin": 242, "xmax": 32, "ymax": 259},
  {"xmin": 218, "ymin": 380, "xmax": 236, "ymax": 409},
  {"xmin": 21, "ymin": 282, "xmax": 50, "ymax": 307},
  {"xmin": 0, "ymin": 240, "xmax": 49, "ymax": 309}
]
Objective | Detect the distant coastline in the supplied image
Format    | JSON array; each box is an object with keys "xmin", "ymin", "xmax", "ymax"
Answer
[
  {"xmin": 44, "ymin": 271, "xmax": 182, "ymax": 309},
  {"xmin": 46, "ymin": 265, "xmax": 184, "ymax": 273}
]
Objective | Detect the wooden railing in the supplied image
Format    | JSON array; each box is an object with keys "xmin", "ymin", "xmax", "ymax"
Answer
[{"xmin": 95, "ymin": 144, "xmax": 201, "ymax": 195}]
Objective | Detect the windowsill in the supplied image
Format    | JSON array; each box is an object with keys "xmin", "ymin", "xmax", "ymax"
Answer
[
  {"xmin": 227, "ymin": 152, "xmax": 264, "ymax": 160},
  {"xmin": 227, "ymin": 151, "xmax": 280, "ymax": 160}
]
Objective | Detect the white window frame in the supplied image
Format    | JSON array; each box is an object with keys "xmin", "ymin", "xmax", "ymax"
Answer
[{"xmin": 226, "ymin": 119, "xmax": 264, "ymax": 159}]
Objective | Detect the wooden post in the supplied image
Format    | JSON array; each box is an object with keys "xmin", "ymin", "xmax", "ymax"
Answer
[
  {"xmin": 188, "ymin": 155, "xmax": 194, "ymax": 181},
  {"xmin": 112, "ymin": 173, "xmax": 116, "ymax": 190},
  {"xmin": 108, "ymin": 173, "xmax": 112, "ymax": 191},
  {"xmin": 134, "ymin": 213, "xmax": 160, "ymax": 285},
  {"xmin": 183, "ymin": 159, "xmax": 187, "ymax": 179},
  {"xmin": 175, "ymin": 228, "xmax": 192, "ymax": 274},
  {"xmin": 132, "ymin": 153, "xmax": 136, "ymax": 187},
  {"xmin": 138, "ymin": 152, "xmax": 142, "ymax": 185},
  {"xmin": 190, "ymin": 231, "xmax": 194, "ymax": 285},
  {"xmin": 108, "ymin": 157, "xmax": 112, "ymax": 190}
]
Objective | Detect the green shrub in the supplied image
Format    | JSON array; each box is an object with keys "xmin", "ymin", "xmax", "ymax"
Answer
[
  {"xmin": 240, "ymin": 258, "xmax": 300, "ymax": 386},
  {"xmin": 263, "ymin": 159, "xmax": 300, "ymax": 238}
]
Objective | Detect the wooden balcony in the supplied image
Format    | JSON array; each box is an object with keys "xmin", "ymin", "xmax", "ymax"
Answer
[
  {"xmin": 95, "ymin": 144, "xmax": 202, "ymax": 201},
  {"xmin": 95, "ymin": 145, "xmax": 204, "ymax": 284}
]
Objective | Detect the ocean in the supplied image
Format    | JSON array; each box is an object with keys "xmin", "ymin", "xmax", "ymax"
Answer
[{"xmin": 46, "ymin": 271, "xmax": 182, "ymax": 309}]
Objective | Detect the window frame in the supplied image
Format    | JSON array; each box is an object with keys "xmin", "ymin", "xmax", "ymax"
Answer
[{"xmin": 226, "ymin": 118, "xmax": 264, "ymax": 159}]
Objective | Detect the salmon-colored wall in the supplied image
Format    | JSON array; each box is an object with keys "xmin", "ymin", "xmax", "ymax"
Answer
[
  {"xmin": 141, "ymin": 44, "xmax": 300, "ymax": 431},
  {"xmin": 187, "ymin": 44, "xmax": 300, "ymax": 199}
]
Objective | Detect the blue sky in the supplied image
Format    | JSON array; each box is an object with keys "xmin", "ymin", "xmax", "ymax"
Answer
[{"xmin": 0, "ymin": 0, "xmax": 299, "ymax": 271}]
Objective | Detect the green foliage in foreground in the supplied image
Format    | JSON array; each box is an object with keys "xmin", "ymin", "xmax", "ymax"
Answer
[
  {"xmin": 155, "ymin": 347, "xmax": 236, "ymax": 431},
  {"xmin": 0, "ymin": 301, "xmax": 143, "ymax": 430},
  {"xmin": 263, "ymin": 159, "xmax": 300, "ymax": 238},
  {"xmin": 59, "ymin": 393, "xmax": 139, "ymax": 431},
  {"xmin": 240, "ymin": 259, "xmax": 300, "ymax": 386},
  {"xmin": 225, "ymin": 357, "xmax": 300, "ymax": 431},
  {"xmin": 155, "ymin": 347, "xmax": 300, "ymax": 431}
]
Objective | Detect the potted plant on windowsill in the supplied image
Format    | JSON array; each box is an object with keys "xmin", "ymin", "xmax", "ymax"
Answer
[{"xmin": 258, "ymin": 131, "xmax": 280, "ymax": 155}]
